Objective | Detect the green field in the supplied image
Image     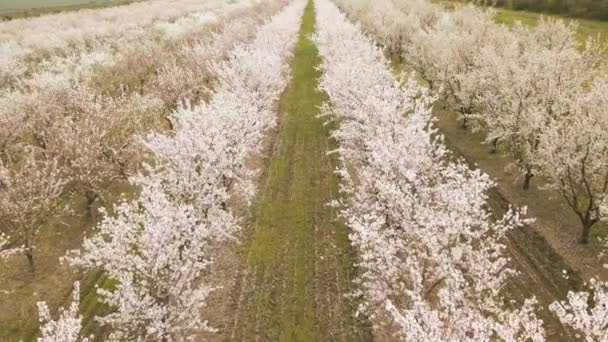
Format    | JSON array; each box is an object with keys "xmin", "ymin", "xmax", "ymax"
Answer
[
  {"xmin": 450, "ymin": 0, "xmax": 608, "ymax": 21},
  {"xmin": 494, "ymin": 7, "xmax": 608, "ymax": 42},
  {"xmin": 437, "ymin": 0, "xmax": 608, "ymax": 43},
  {"xmin": 0, "ymin": 0, "xmax": 107, "ymax": 11},
  {"xmin": 0, "ymin": 0, "xmax": 138, "ymax": 18}
]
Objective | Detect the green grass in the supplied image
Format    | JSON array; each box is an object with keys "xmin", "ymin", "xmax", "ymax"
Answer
[
  {"xmin": 79, "ymin": 270, "xmax": 117, "ymax": 338},
  {"xmin": 435, "ymin": 0, "xmax": 608, "ymax": 44},
  {"xmin": 494, "ymin": 7, "xmax": 608, "ymax": 43},
  {"xmin": 0, "ymin": 0, "xmax": 116, "ymax": 9},
  {"xmin": 0, "ymin": 0, "xmax": 142, "ymax": 20},
  {"xmin": 229, "ymin": 1, "xmax": 370, "ymax": 340}
]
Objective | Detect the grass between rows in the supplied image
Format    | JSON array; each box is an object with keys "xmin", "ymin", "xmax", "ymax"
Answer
[{"xmin": 230, "ymin": 1, "xmax": 370, "ymax": 340}]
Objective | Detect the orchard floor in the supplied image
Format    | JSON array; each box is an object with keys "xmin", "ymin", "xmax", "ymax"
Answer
[
  {"xmin": 0, "ymin": 184, "xmax": 131, "ymax": 341},
  {"xmin": 221, "ymin": 1, "xmax": 371, "ymax": 340}
]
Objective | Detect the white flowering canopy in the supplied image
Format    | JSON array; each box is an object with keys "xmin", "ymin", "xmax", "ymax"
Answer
[{"xmin": 313, "ymin": 0, "xmax": 544, "ymax": 340}]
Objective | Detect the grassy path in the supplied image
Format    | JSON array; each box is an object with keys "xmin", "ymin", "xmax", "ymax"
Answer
[{"xmin": 228, "ymin": 1, "xmax": 370, "ymax": 340}]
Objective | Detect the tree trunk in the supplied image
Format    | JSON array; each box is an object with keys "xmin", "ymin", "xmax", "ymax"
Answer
[
  {"xmin": 522, "ymin": 172, "xmax": 533, "ymax": 190},
  {"xmin": 579, "ymin": 221, "xmax": 594, "ymax": 244},
  {"xmin": 85, "ymin": 190, "xmax": 99, "ymax": 218},
  {"xmin": 461, "ymin": 116, "xmax": 468, "ymax": 129},
  {"xmin": 490, "ymin": 138, "xmax": 499, "ymax": 154},
  {"xmin": 25, "ymin": 247, "xmax": 35, "ymax": 273},
  {"xmin": 165, "ymin": 116, "xmax": 174, "ymax": 131},
  {"xmin": 118, "ymin": 163, "xmax": 129, "ymax": 180},
  {"xmin": 140, "ymin": 78, "xmax": 145, "ymax": 96}
]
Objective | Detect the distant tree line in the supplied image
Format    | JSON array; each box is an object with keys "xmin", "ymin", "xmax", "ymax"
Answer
[{"xmin": 458, "ymin": 0, "xmax": 608, "ymax": 20}]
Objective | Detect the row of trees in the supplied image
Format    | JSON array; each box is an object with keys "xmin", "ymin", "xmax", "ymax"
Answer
[
  {"xmin": 38, "ymin": 0, "xmax": 306, "ymax": 339},
  {"xmin": 0, "ymin": 72, "xmax": 160, "ymax": 271},
  {"xmin": 0, "ymin": 0, "xmax": 283, "ymax": 271},
  {"xmin": 0, "ymin": 0, "xmax": 260, "ymax": 88},
  {"xmin": 334, "ymin": 0, "xmax": 608, "ymax": 339},
  {"xmin": 1, "ymin": 0, "xmax": 291, "ymax": 339},
  {"xmin": 339, "ymin": 0, "xmax": 608, "ymax": 245},
  {"xmin": 314, "ymin": 0, "xmax": 544, "ymax": 340}
]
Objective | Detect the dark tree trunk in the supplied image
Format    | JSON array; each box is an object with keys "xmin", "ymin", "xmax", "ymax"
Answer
[
  {"xmin": 490, "ymin": 138, "xmax": 499, "ymax": 154},
  {"xmin": 85, "ymin": 190, "xmax": 99, "ymax": 218},
  {"xmin": 25, "ymin": 247, "xmax": 35, "ymax": 272},
  {"xmin": 461, "ymin": 116, "xmax": 468, "ymax": 129},
  {"xmin": 522, "ymin": 172, "xmax": 533, "ymax": 190},
  {"xmin": 118, "ymin": 163, "xmax": 129, "ymax": 180},
  {"xmin": 579, "ymin": 221, "xmax": 593, "ymax": 244},
  {"xmin": 165, "ymin": 116, "xmax": 174, "ymax": 131}
]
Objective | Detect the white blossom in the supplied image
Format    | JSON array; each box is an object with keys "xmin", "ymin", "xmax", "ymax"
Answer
[
  {"xmin": 550, "ymin": 279, "xmax": 608, "ymax": 342},
  {"xmin": 537, "ymin": 77, "xmax": 608, "ymax": 243},
  {"xmin": 66, "ymin": 183, "xmax": 217, "ymax": 340},
  {"xmin": 37, "ymin": 282, "xmax": 90, "ymax": 342},
  {"xmin": 313, "ymin": 0, "xmax": 544, "ymax": 340},
  {"xmin": 64, "ymin": 1, "xmax": 305, "ymax": 338}
]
